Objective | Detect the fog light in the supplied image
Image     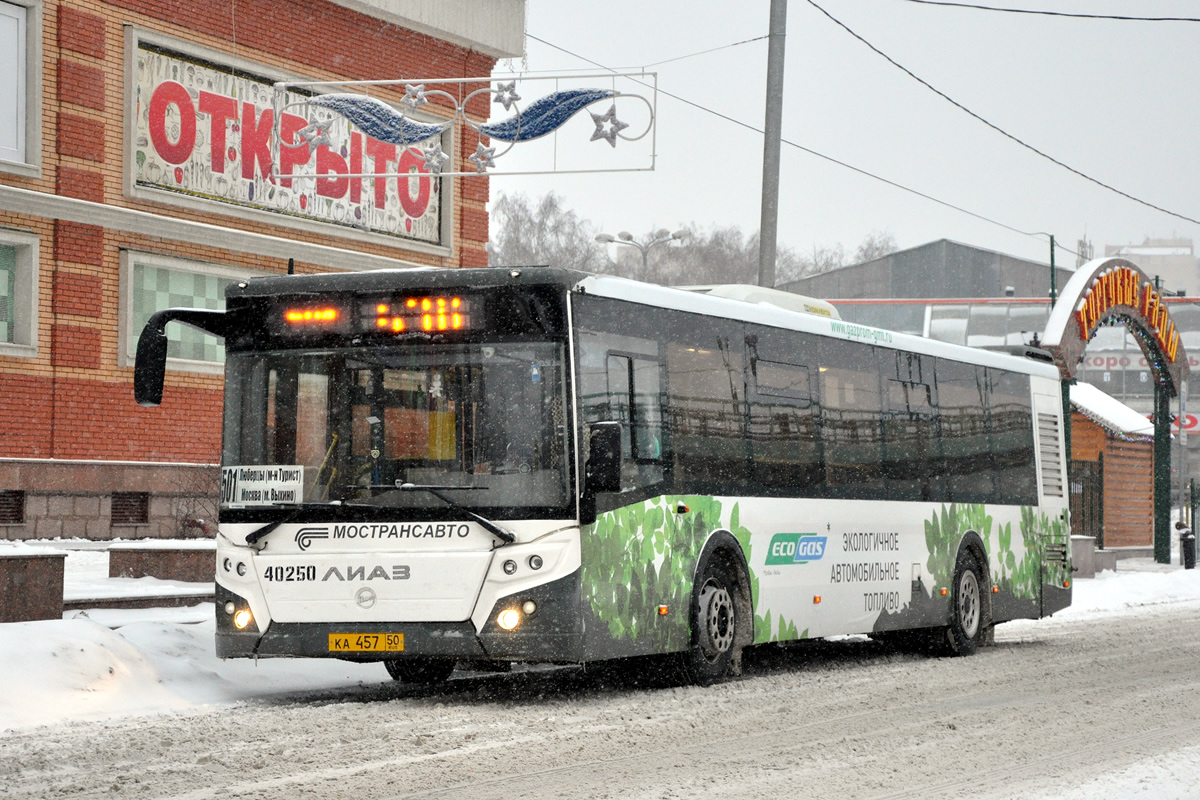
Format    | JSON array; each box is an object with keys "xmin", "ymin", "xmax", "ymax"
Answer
[
  {"xmin": 528, "ymin": 555, "xmax": 543, "ymax": 570},
  {"xmin": 497, "ymin": 608, "xmax": 521, "ymax": 630},
  {"xmin": 521, "ymin": 600, "xmax": 537, "ymax": 615},
  {"xmin": 502, "ymin": 559, "xmax": 517, "ymax": 575},
  {"xmin": 233, "ymin": 609, "xmax": 253, "ymax": 630},
  {"xmin": 224, "ymin": 601, "xmax": 236, "ymax": 615}
]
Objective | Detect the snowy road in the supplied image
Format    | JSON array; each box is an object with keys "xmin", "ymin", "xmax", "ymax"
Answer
[{"xmin": 4, "ymin": 596, "xmax": 1200, "ymax": 799}]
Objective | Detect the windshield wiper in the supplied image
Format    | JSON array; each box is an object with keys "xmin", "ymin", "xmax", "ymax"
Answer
[
  {"xmin": 243, "ymin": 502, "xmax": 342, "ymax": 548},
  {"xmin": 395, "ymin": 483, "xmax": 515, "ymax": 546}
]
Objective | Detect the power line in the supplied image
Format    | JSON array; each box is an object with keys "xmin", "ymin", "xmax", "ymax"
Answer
[
  {"xmin": 898, "ymin": 0, "xmax": 1200, "ymax": 23},
  {"xmin": 525, "ymin": 33, "xmax": 1076, "ymax": 258},
  {"xmin": 805, "ymin": 0, "xmax": 1200, "ymax": 226},
  {"xmin": 642, "ymin": 35, "xmax": 769, "ymax": 68}
]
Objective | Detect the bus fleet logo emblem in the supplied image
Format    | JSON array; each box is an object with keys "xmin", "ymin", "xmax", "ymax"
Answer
[
  {"xmin": 295, "ymin": 527, "xmax": 330, "ymax": 551},
  {"xmin": 765, "ymin": 534, "xmax": 827, "ymax": 565}
]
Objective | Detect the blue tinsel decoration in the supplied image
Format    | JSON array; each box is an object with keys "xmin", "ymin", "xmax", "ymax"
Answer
[
  {"xmin": 481, "ymin": 89, "xmax": 616, "ymax": 143},
  {"xmin": 307, "ymin": 94, "xmax": 451, "ymax": 146}
]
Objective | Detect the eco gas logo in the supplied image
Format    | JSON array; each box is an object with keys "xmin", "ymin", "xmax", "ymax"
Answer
[{"xmin": 765, "ymin": 533, "xmax": 827, "ymax": 565}]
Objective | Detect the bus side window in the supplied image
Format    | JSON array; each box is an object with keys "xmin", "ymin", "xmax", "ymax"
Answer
[
  {"xmin": 818, "ymin": 340, "xmax": 886, "ymax": 500},
  {"xmin": 987, "ymin": 368, "xmax": 1037, "ymax": 505},
  {"xmin": 606, "ymin": 355, "xmax": 633, "ymax": 460},
  {"xmin": 749, "ymin": 358, "xmax": 821, "ymax": 492},
  {"xmin": 606, "ymin": 354, "xmax": 664, "ymax": 489},
  {"xmin": 935, "ymin": 361, "xmax": 994, "ymax": 504}
]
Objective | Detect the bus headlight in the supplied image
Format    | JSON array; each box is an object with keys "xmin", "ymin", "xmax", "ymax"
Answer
[
  {"xmin": 233, "ymin": 609, "xmax": 254, "ymax": 630},
  {"xmin": 497, "ymin": 608, "xmax": 521, "ymax": 630}
]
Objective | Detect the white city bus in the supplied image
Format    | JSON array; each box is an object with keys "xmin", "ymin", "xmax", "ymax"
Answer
[{"xmin": 135, "ymin": 267, "xmax": 1071, "ymax": 684}]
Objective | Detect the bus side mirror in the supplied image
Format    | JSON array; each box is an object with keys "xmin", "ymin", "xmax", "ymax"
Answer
[
  {"xmin": 132, "ymin": 308, "xmax": 239, "ymax": 408},
  {"xmin": 134, "ymin": 324, "xmax": 169, "ymax": 407},
  {"xmin": 587, "ymin": 421, "xmax": 623, "ymax": 494}
]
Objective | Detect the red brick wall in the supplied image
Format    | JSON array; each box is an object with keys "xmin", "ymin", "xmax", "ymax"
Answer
[
  {"xmin": 57, "ymin": 60, "xmax": 107, "ymax": 111},
  {"xmin": 53, "ymin": 272, "xmax": 104, "ymax": 318},
  {"xmin": 55, "ymin": 167, "xmax": 104, "ymax": 202},
  {"xmin": 58, "ymin": 6, "xmax": 106, "ymax": 59},
  {"xmin": 53, "ymin": 380, "xmax": 224, "ymax": 462},
  {"xmin": 54, "ymin": 221, "xmax": 104, "ymax": 266},
  {"xmin": 0, "ymin": 375, "xmax": 54, "ymax": 457},
  {"xmin": 56, "ymin": 113, "xmax": 105, "ymax": 163}
]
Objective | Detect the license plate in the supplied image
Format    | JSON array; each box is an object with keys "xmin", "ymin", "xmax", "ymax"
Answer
[{"xmin": 328, "ymin": 633, "xmax": 405, "ymax": 652}]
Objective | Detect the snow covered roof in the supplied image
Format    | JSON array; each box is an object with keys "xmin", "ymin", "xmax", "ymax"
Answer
[{"xmin": 1069, "ymin": 382, "xmax": 1154, "ymax": 441}]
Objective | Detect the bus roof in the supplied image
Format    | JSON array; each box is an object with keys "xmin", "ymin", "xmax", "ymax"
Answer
[
  {"xmin": 228, "ymin": 266, "xmax": 1060, "ymax": 378},
  {"xmin": 577, "ymin": 273, "xmax": 1062, "ymax": 378},
  {"xmin": 225, "ymin": 266, "xmax": 587, "ymax": 299}
]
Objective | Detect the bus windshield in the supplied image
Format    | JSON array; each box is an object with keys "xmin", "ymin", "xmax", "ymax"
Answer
[{"xmin": 221, "ymin": 341, "xmax": 571, "ymax": 516}]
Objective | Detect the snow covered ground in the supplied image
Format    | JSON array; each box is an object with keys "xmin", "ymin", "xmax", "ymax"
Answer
[{"xmin": 3, "ymin": 542, "xmax": 1200, "ymax": 798}]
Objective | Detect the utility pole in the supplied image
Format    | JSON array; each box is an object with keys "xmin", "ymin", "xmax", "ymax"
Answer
[
  {"xmin": 1049, "ymin": 235, "xmax": 1057, "ymax": 306},
  {"xmin": 757, "ymin": 0, "xmax": 787, "ymax": 288}
]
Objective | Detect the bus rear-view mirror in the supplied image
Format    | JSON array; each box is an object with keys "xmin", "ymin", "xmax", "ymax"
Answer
[{"xmin": 134, "ymin": 325, "xmax": 169, "ymax": 407}]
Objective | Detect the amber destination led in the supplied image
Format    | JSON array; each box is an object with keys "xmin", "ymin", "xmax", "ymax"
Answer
[
  {"xmin": 371, "ymin": 296, "xmax": 470, "ymax": 333},
  {"xmin": 284, "ymin": 307, "xmax": 339, "ymax": 324}
]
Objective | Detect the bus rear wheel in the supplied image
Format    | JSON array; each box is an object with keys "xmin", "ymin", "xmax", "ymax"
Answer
[
  {"xmin": 384, "ymin": 657, "xmax": 456, "ymax": 684},
  {"xmin": 684, "ymin": 559, "xmax": 741, "ymax": 685},
  {"xmin": 943, "ymin": 550, "xmax": 984, "ymax": 657}
]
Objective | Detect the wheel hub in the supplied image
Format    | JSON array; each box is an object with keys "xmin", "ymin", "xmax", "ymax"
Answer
[
  {"xmin": 958, "ymin": 570, "xmax": 980, "ymax": 639},
  {"xmin": 699, "ymin": 580, "xmax": 735, "ymax": 658}
]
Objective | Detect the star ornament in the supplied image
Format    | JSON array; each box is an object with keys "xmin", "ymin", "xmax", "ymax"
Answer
[
  {"xmin": 493, "ymin": 81, "xmax": 521, "ymax": 112},
  {"xmin": 402, "ymin": 83, "xmax": 429, "ymax": 111},
  {"xmin": 295, "ymin": 120, "xmax": 332, "ymax": 149},
  {"xmin": 421, "ymin": 142, "xmax": 450, "ymax": 174},
  {"xmin": 469, "ymin": 143, "xmax": 497, "ymax": 173},
  {"xmin": 589, "ymin": 104, "xmax": 629, "ymax": 148}
]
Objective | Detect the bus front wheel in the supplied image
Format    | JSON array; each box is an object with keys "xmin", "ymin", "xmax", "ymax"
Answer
[
  {"xmin": 684, "ymin": 557, "xmax": 742, "ymax": 685},
  {"xmin": 943, "ymin": 550, "xmax": 984, "ymax": 657},
  {"xmin": 384, "ymin": 657, "xmax": 456, "ymax": 684}
]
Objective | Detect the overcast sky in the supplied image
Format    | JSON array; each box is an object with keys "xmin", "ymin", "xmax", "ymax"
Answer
[{"xmin": 485, "ymin": 0, "xmax": 1200, "ymax": 276}]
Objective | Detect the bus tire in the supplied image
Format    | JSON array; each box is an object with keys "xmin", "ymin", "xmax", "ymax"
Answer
[
  {"xmin": 384, "ymin": 657, "xmax": 456, "ymax": 683},
  {"xmin": 944, "ymin": 550, "xmax": 984, "ymax": 657},
  {"xmin": 684, "ymin": 556, "xmax": 742, "ymax": 686}
]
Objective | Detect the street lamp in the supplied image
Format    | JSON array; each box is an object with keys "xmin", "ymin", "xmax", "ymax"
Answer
[{"xmin": 595, "ymin": 228, "xmax": 689, "ymax": 273}]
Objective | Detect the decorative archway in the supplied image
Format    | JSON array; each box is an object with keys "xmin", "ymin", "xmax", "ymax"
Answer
[{"xmin": 1042, "ymin": 257, "xmax": 1189, "ymax": 563}]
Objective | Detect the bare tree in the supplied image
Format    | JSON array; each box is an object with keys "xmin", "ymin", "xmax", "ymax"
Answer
[
  {"xmin": 487, "ymin": 192, "xmax": 608, "ymax": 272},
  {"xmin": 853, "ymin": 230, "xmax": 899, "ymax": 264},
  {"xmin": 487, "ymin": 191, "xmax": 897, "ymax": 289}
]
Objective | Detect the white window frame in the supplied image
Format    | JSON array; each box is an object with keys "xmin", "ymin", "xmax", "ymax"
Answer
[
  {"xmin": 0, "ymin": 0, "xmax": 42, "ymax": 177},
  {"xmin": 118, "ymin": 250, "xmax": 260, "ymax": 375},
  {"xmin": 0, "ymin": 227, "xmax": 40, "ymax": 358}
]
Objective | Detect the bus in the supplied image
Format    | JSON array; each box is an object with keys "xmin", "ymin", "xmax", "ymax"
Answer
[{"xmin": 134, "ymin": 266, "xmax": 1071, "ymax": 685}]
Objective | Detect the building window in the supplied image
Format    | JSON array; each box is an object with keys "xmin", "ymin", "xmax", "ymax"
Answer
[
  {"xmin": 121, "ymin": 251, "xmax": 256, "ymax": 373},
  {"xmin": 111, "ymin": 492, "xmax": 149, "ymax": 525},
  {"xmin": 0, "ymin": 244, "xmax": 15, "ymax": 343},
  {"xmin": 0, "ymin": 229, "xmax": 39, "ymax": 357},
  {"xmin": 0, "ymin": 0, "xmax": 39, "ymax": 175},
  {"xmin": 0, "ymin": 2, "xmax": 26, "ymax": 164},
  {"xmin": 0, "ymin": 490, "xmax": 25, "ymax": 524}
]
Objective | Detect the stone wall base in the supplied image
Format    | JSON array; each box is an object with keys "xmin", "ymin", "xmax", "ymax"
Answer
[{"xmin": 0, "ymin": 459, "xmax": 218, "ymax": 541}]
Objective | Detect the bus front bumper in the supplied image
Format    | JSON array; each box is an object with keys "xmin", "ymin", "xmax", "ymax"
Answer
[{"xmin": 216, "ymin": 570, "xmax": 585, "ymax": 663}]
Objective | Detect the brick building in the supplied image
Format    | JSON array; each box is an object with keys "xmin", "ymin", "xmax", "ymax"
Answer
[{"xmin": 0, "ymin": 0, "xmax": 523, "ymax": 539}]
